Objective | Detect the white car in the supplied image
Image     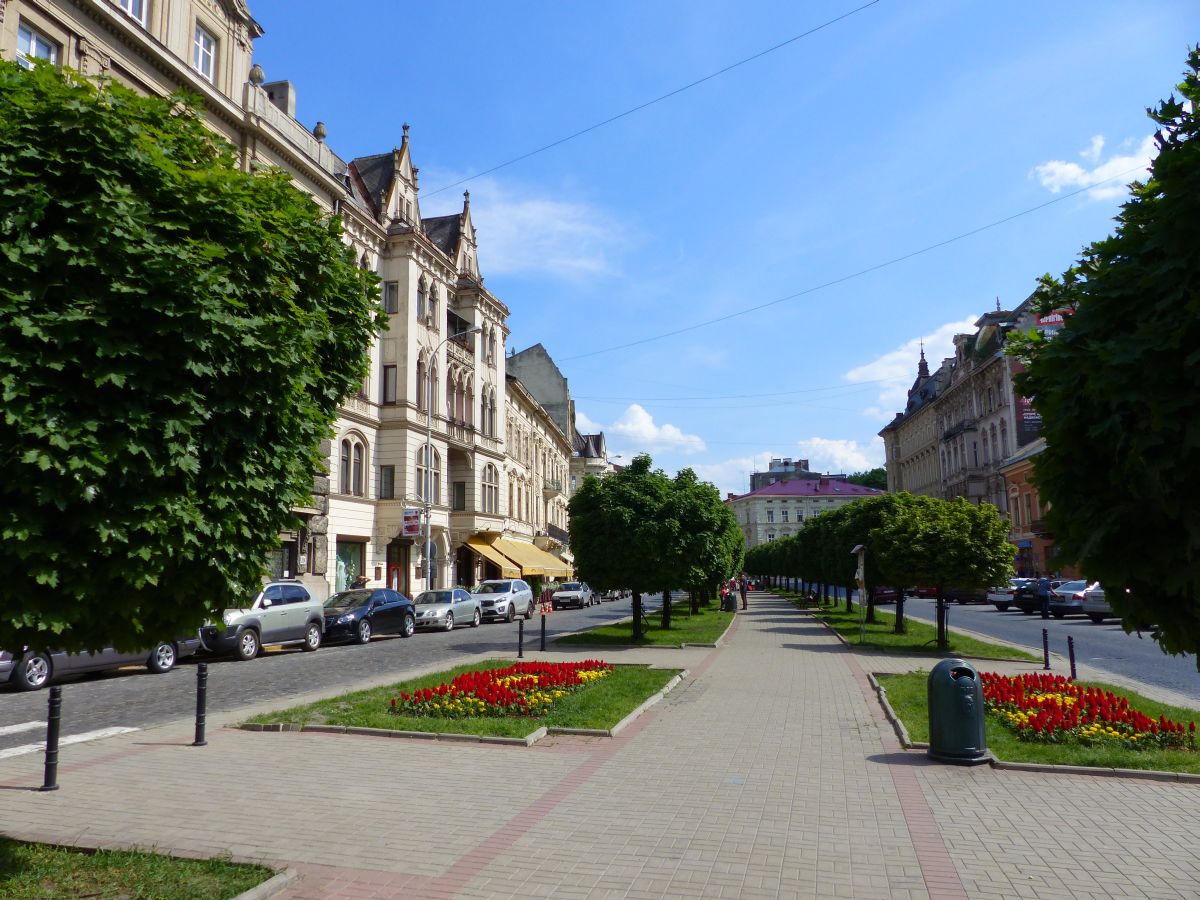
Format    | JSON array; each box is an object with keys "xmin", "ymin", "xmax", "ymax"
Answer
[
  {"xmin": 414, "ymin": 588, "xmax": 481, "ymax": 630},
  {"xmin": 552, "ymin": 581, "xmax": 594, "ymax": 609},
  {"xmin": 201, "ymin": 580, "xmax": 325, "ymax": 661},
  {"xmin": 1082, "ymin": 584, "xmax": 1114, "ymax": 623},
  {"xmin": 472, "ymin": 579, "xmax": 536, "ymax": 622}
]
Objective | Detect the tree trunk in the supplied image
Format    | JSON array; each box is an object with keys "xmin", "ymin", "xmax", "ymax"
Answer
[
  {"xmin": 661, "ymin": 589, "xmax": 672, "ymax": 629},
  {"xmin": 865, "ymin": 585, "xmax": 877, "ymax": 624},
  {"xmin": 844, "ymin": 582, "xmax": 852, "ymax": 613},
  {"xmin": 633, "ymin": 591, "xmax": 644, "ymax": 641},
  {"xmin": 690, "ymin": 584, "xmax": 699, "ymax": 615},
  {"xmin": 935, "ymin": 589, "xmax": 948, "ymax": 649},
  {"xmin": 894, "ymin": 592, "xmax": 907, "ymax": 634}
]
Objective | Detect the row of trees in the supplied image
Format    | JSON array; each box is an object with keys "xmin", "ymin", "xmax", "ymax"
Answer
[
  {"xmin": 568, "ymin": 455, "xmax": 744, "ymax": 638},
  {"xmin": 745, "ymin": 494, "xmax": 1012, "ymax": 648}
]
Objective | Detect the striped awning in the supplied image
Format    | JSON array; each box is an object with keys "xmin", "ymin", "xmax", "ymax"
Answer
[{"xmin": 465, "ymin": 536, "xmax": 520, "ymax": 578}]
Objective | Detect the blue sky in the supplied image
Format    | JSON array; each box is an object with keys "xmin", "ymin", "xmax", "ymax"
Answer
[{"xmin": 249, "ymin": 0, "xmax": 1197, "ymax": 496}]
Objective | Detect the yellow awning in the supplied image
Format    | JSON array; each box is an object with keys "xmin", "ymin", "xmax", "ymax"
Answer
[
  {"xmin": 466, "ymin": 537, "xmax": 520, "ymax": 578},
  {"xmin": 492, "ymin": 538, "xmax": 572, "ymax": 579}
]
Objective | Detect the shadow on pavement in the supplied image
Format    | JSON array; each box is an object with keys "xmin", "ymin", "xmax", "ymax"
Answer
[{"xmin": 865, "ymin": 751, "xmax": 937, "ymax": 767}]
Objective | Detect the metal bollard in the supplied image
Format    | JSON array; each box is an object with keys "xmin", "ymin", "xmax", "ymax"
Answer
[
  {"xmin": 40, "ymin": 685, "xmax": 63, "ymax": 792},
  {"xmin": 193, "ymin": 662, "xmax": 208, "ymax": 747},
  {"xmin": 540, "ymin": 613, "xmax": 547, "ymax": 652},
  {"xmin": 1067, "ymin": 635, "xmax": 1077, "ymax": 680},
  {"xmin": 518, "ymin": 618, "xmax": 525, "ymax": 658},
  {"xmin": 1042, "ymin": 629, "xmax": 1051, "ymax": 670}
]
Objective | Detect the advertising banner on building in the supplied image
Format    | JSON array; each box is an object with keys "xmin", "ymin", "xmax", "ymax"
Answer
[
  {"xmin": 402, "ymin": 508, "xmax": 421, "ymax": 537},
  {"xmin": 1009, "ymin": 358, "xmax": 1042, "ymax": 447},
  {"xmin": 1036, "ymin": 307, "xmax": 1074, "ymax": 338}
]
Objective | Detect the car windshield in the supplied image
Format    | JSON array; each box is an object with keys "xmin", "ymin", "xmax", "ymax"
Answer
[
  {"xmin": 1057, "ymin": 580, "xmax": 1088, "ymax": 593},
  {"xmin": 415, "ymin": 591, "xmax": 453, "ymax": 605},
  {"xmin": 324, "ymin": 591, "xmax": 370, "ymax": 609},
  {"xmin": 558, "ymin": 583, "xmax": 581, "ymax": 591},
  {"xmin": 474, "ymin": 583, "xmax": 510, "ymax": 594}
]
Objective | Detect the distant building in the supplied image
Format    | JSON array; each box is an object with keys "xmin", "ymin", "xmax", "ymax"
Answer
[
  {"xmin": 749, "ymin": 457, "xmax": 818, "ymax": 491},
  {"xmin": 728, "ymin": 478, "xmax": 884, "ymax": 549},
  {"xmin": 571, "ymin": 431, "xmax": 617, "ymax": 496}
]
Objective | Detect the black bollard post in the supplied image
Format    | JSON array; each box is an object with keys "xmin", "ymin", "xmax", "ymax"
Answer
[
  {"xmin": 1067, "ymin": 635, "xmax": 1077, "ymax": 680},
  {"xmin": 193, "ymin": 661, "xmax": 208, "ymax": 747},
  {"xmin": 540, "ymin": 613, "xmax": 547, "ymax": 652},
  {"xmin": 1042, "ymin": 629, "xmax": 1051, "ymax": 670},
  {"xmin": 41, "ymin": 685, "xmax": 63, "ymax": 792},
  {"xmin": 518, "ymin": 618, "xmax": 525, "ymax": 659}
]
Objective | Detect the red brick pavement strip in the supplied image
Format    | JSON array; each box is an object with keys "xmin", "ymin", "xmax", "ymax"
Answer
[{"xmin": 838, "ymin": 634, "xmax": 969, "ymax": 900}]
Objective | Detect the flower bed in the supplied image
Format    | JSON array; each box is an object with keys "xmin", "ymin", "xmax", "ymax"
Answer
[
  {"xmin": 390, "ymin": 660, "xmax": 613, "ymax": 719},
  {"xmin": 982, "ymin": 672, "xmax": 1197, "ymax": 751}
]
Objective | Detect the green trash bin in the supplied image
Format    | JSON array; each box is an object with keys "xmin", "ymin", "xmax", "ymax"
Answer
[{"xmin": 927, "ymin": 658, "xmax": 988, "ymax": 764}]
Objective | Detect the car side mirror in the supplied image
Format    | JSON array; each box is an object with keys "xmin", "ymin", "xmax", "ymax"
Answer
[{"xmin": 261, "ymin": 598, "xmax": 273, "ymax": 608}]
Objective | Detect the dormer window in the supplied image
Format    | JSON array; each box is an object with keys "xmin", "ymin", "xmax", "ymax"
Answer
[{"xmin": 116, "ymin": 0, "xmax": 147, "ymax": 26}]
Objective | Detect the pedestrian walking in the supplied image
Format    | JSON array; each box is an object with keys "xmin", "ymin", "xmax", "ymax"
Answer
[
  {"xmin": 1037, "ymin": 574, "xmax": 1052, "ymax": 619},
  {"xmin": 350, "ymin": 574, "xmax": 368, "ymax": 589},
  {"xmin": 739, "ymin": 576, "xmax": 748, "ymax": 610}
]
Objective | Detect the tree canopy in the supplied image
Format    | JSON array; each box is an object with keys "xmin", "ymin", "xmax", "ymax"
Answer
[
  {"xmin": 0, "ymin": 63, "xmax": 382, "ymax": 652},
  {"xmin": 846, "ymin": 468, "xmax": 887, "ymax": 490},
  {"xmin": 1011, "ymin": 47, "xmax": 1200, "ymax": 662}
]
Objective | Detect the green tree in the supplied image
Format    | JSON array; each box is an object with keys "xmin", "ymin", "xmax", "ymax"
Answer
[
  {"xmin": 1011, "ymin": 47, "xmax": 1200, "ymax": 663},
  {"xmin": 846, "ymin": 468, "xmax": 887, "ymax": 490},
  {"xmin": 0, "ymin": 64, "xmax": 382, "ymax": 652},
  {"xmin": 568, "ymin": 455, "xmax": 674, "ymax": 639}
]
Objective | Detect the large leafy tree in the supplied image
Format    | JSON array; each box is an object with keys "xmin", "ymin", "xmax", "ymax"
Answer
[
  {"xmin": 846, "ymin": 468, "xmax": 887, "ymax": 490},
  {"xmin": 0, "ymin": 64, "xmax": 382, "ymax": 652},
  {"xmin": 1012, "ymin": 47, "xmax": 1200, "ymax": 663}
]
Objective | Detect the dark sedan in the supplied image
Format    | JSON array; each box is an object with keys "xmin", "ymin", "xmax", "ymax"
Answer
[
  {"xmin": 1, "ymin": 635, "xmax": 202, "ymax": 691},
  {"xmin": 322, "ymin": 589, "xmax": 415, "ymax": 644}
]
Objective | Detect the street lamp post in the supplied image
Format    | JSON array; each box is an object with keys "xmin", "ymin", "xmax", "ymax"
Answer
[{"xmin": 424, "ymin": 325, "xmax": 483, "ymax": 594}]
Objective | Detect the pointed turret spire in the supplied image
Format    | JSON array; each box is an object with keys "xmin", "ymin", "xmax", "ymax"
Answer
[
  {"xmin": 917, "ymin": 341, "xmax": 930, "ymax": 379},
  {"xmin": 402, "ymin": 122, "xmax": 410, "ymax": 145},
  {"xmin": 463, "ymin": 189, "xmax": 470, "ymax": 211}
]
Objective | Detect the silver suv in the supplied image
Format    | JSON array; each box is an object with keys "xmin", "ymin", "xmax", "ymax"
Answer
[{"xmin": 201, "ymin": 580, "xmax": 325, "ymax": 661}]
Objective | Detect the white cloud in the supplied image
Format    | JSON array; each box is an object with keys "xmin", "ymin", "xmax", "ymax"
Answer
[
  {"xmin": 574, "ymin": 409, "xmax": 604, "ymax": 433},
  {"xmin": 691, "ymin": 452, "xmax": 777, "ymax": 499},
  {"xmin": 795, "ymin": 437, "xmax": 884, "ymax": 474},
  {"xmin": 604, "ymin": 404, "xmax": 706, "ymax": 456},
  {"xmin": 844, "ymin": 317, "xmax": 977, "ymax": 420},
  {"xmin": 1031, "ymin": 134, "xmax": 1155, "ymax": 200},
  {"xmin": 421, "ymin": 175, "xmax": 625, "ymax": 279}
]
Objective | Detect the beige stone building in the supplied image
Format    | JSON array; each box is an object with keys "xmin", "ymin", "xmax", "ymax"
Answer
[
  {"xmin": 728, "ymin": 478, "xmax": 883, "ymax": 550},
  {"xmin": 2, "ymin": 0, "xmax": 575, "ymax": 598}
]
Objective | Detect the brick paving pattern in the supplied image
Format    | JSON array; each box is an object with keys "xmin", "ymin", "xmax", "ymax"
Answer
[{"xmin": 1, "ymin": 592, "xmax": 1197, "ymax": 898}]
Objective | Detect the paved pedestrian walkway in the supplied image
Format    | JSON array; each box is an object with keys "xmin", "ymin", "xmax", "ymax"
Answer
[{"xmin": 2, "ymin": 593, "xmax": 1198, "ymax": 898}]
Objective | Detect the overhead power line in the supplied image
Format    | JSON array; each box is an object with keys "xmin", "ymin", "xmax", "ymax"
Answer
[
  {"xmin": 560, "ymin": 165, "xmax": 1149, "ymax": 363},
  {"xmin": 423, "ymin": 1, "xmax": 883, "ymax": 197}
]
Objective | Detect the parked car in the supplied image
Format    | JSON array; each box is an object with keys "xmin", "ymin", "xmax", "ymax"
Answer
[
  {"xmin": 1014, "ymin": 579, "xmax": 1066, "ymax": 614},
  {"xmin": 1049, "ymin": 580, "xmax": 1090, "ymax": 619},
  {"xmin": 322, "ymin": 589, "xmax": 415, "ymax": 644},
  {"xmin": 552, "ymin": 581, "xmax": 594, "ymax": 609},
  {"xmin": 599, "ymin": 588, "xmax": 628, "ymax": 602},
  {"xmin": 1082, "ymin": 584, "xmax": 1113, "ymax": 623},
  {"xmin": 911, "ymin": 586, "xmax": 939, "ymax": 598},
  {"xmin": 472, "ymin": 580, "xmax": 535, "ymax": 622},
  {"xmin": 988, "ymin": 579, "xmax": 1034, "ymax": 611},
  {"xmin": 872, "ymin": 586, "xmax": 900, "ymax": 604},
  {"xmin": 1, "ymin": 635, "xmax": 202, "ymax": 691},
  {"xmin": 201, "ymin": 579, "xmax": 324, "ymax": 661},
  {"xmin": 415, "ymin": 588, "xmax": 481, "ymax": 630}
]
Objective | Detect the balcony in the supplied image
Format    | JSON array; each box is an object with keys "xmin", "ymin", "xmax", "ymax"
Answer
[
  {"xmin": 1030, "ymin": 518, "xmax": 1051, "ymax": 536},
  {"xmin": 545, "ymin": 522, "xmax": 569, "ymax": 543},
  {"xmin": 542, "ymin": 479, "xmax": 564, "ymax": 499},
  {"xmin": 446, "ymin": 339, "xmax": 474, "ymax": 369}
]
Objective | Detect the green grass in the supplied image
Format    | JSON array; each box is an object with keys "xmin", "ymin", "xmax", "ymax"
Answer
[
  {"xmin": 0, "ymin": 838, "xmax": 272, "ymax": 899},
  {"xmin": 555, "ymin": 598, "xmax": 733, "ymax": 647},
  {"xmin": 877, "ymin": 671, "xmax": 1200, "ymax": 773},
  {"xmin": 245, "ymin": 660, "xmax": 680, "ymax": 737},
  {"xmin": 811, "ymin": 604, "xmax": 1038, "ymax": 661}
]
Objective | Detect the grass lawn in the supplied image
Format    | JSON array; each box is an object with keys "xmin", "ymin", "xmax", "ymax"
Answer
[
  {"xmin": 245, "ymin": 660, "xmax": 680, "ymax": 737},
  {"xmin": 555, "ymin": 598, "xmax": 733, "ymax": 647},
  {"xmin": 0, "ymin": 838, "xmax": 272, "ymax": 899},
  {"xmin": 811, "ymin": 604, "xmax": 1039, "ymax": 662},
  {"xmin": 877, "ymin": 671, "xmax": 1200, "ymax": 774}
]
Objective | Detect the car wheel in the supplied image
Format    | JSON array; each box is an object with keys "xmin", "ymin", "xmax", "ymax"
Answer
[
  {"xmin": 11, "ymin": 652, "xmax": 52, "ymax": 691},
  {"xmin": 472, "ymin": 609, "xmax": 481, "ymax": 628},
  {"xmin": 356, "ymin": 620, "xmax": 372, "ymax": 645},
  {"xmin": 525, "ymin": 600, "xmax": 535, "ymax": 619},
  {"xmin": 1088, "ymin": 614, "xmax": 1105, "ymax": 624},
  {"xmin": 444, "ymin": 613, "xmax": 455, "ymax": 632},
  {"xmin": 303, "ymin": 622, "xmax": 322, "ymax": 651},
  {"xmin": 1020, "ymin": 608, "xmax": 1034, "ymax": 615},
  {"xmin": 236, "ymin": 629, "xmax": 260, "ymax": 661},
  {"xmin": 506, "ymin": 605, "xmax": 515, "ymax": 623},
  {"xmin": 994, "ymin": 603, "xmax": 1010, "ymax": 612},
  {"xmin": 146, "ymin": 642, "xmax": 177, "ymax": 674},
  {"xmin": 401, "ymin": 612, "xmax": 415, "ymax": 637},
  {"xmin": 1052, "ymin": 611, "xmax": 1066, "ymax": 619}
]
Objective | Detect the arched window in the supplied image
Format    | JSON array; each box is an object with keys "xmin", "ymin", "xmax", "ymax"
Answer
[
  {"xmin": 483, "ymin": 464, "xmax": 499, "ymax": 513},
  {"xmin": 416, "ymin": 356, "xmax": 425, "ymax": 411},
  {"xmin": 352, "ymin": 443, "xmax": 364, "ymax": 496},
  {"xmin": 340, "ymin": 440, "xmax": 351, "ymax": 493},
  {"xmin": 466, "ymin": 384, "xmax": 474, "ymax": 427},
  {"xmin": 480, "ymin": 392, "xmax": 488, "ymax": 434},
  {"xmin": 340, "ymin": 435, "xmax": 367, "ymax": 497},
  {"xmin": 417, "ymin": 277, "xmax": 427, "ymax": 319},
  {"xmin": 431, "ymin": 367, "xmax": 439, "ymax": 416},
  {"xmin": 415, "ymin": 446, "xmax": 442, "ymax": 504},
  {"xmin": 430, "ymin": 286, "xmax": 439, "ymax": 330}
]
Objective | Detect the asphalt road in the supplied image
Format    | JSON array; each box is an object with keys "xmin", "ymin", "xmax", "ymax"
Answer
[
  {"xmin": 900, "ymin": 595, "xmax": 1200, "ymax": 702},
  {"xmin": 0, "ymin": 594, "xmax": 665, "ymax": 755}
]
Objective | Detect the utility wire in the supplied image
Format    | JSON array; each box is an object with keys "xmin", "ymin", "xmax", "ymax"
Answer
[
  {"xmin": 560, "ymin": 164, "xmax": 1149, "ymax": 362},
  {"xmin": 423, "ymin": 1, "xmax": 883, "ymax": 198},
  {"xmin": 573, "ymin": 380, "xmax": 886, "ymax": 403}
]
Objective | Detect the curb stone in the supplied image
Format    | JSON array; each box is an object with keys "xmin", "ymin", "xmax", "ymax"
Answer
[
  {"xmin": 609, "ymin": 670, "xmax": 686, "ymax": 736},
  {"xmin": 232, "ymin": 867, "xmax": 298, "ymax": 900},
  {"xmin": 868, "ymin": 671, "xmax": 1200, "ymax": 784}
]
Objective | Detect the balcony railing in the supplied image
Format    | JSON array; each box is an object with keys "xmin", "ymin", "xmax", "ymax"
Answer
[
  {"xmin": 542, "ymin": 479, "xmax": 564, "ymax": 499},
  {"xmin": 546, "ymin": 522, "xmax": 569, "ymax": 543},
  {"xmin": 446, "ymin": 339, "xmax": 474, "ymax": 368}
]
